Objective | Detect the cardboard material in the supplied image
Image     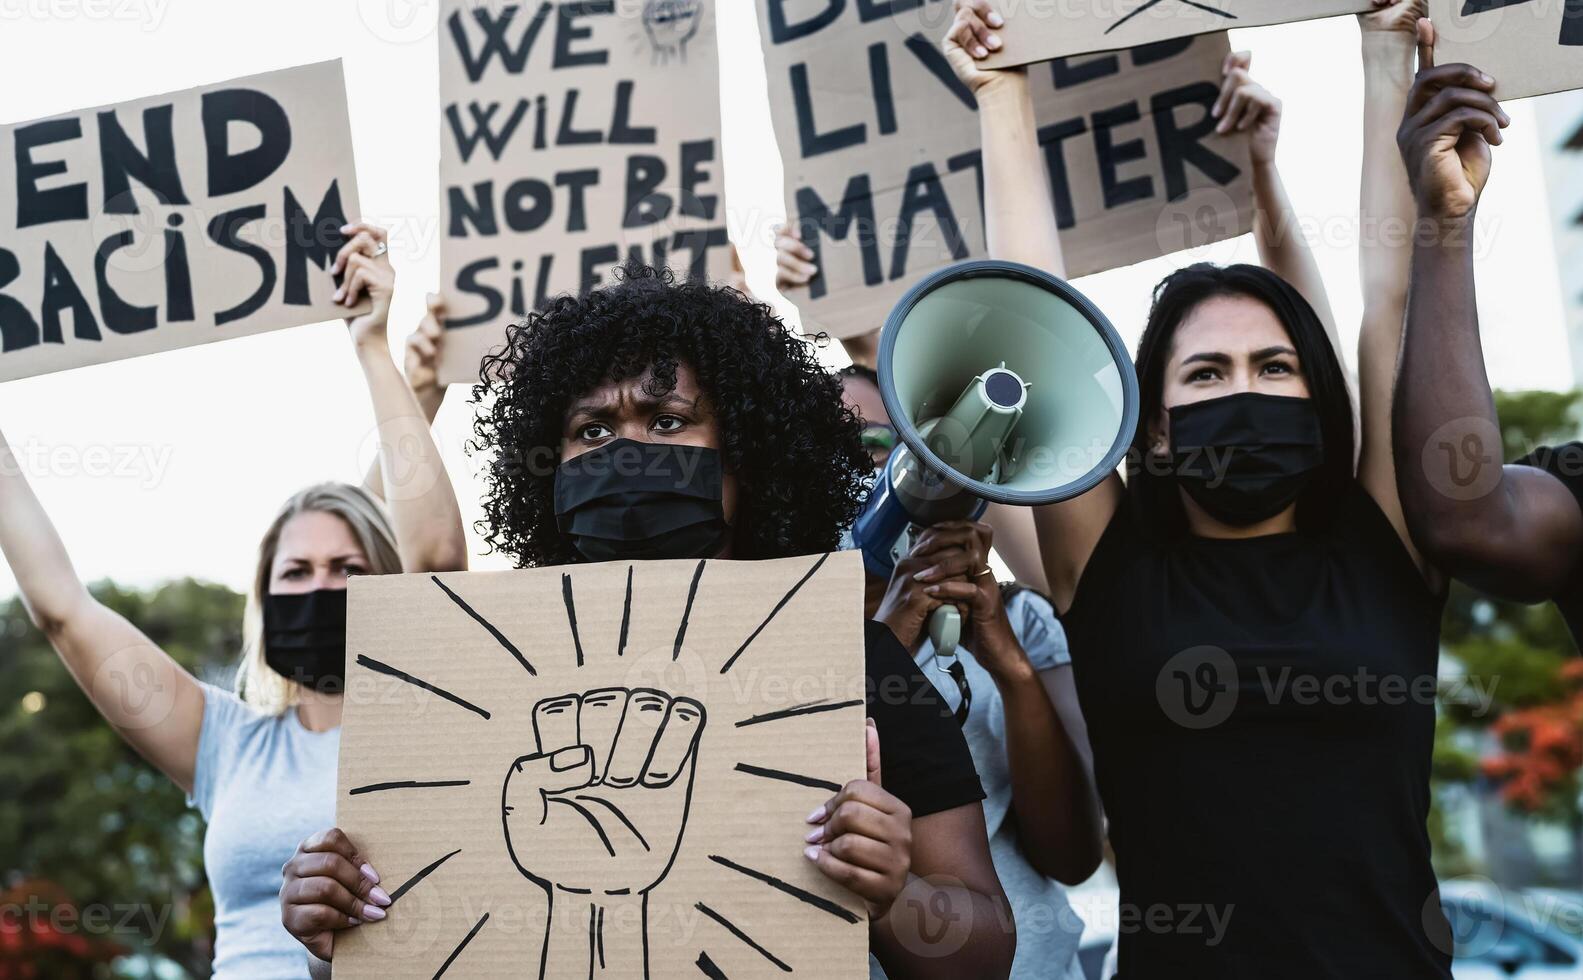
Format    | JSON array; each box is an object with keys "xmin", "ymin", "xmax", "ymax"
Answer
[
  {"xmin": 335, "ymin": 553, "xmax": 869, "ymax": 978},
  {"xmin": 438, "ymin": 0, "xmax": 735, "ymax": 385},
  {"xmin": 980, "ymin": 0, "xmax": 1373, "ymax": 67},
  {"xmin": 757, "ymin": 4, "xmax": 1255, "ymax": 338},
  {"xmin": 0, "ymin": 60, "xmax": 364, "ymax": 383},
  {"xmin": 1430, "ymin": 0, "xmax": 1583, "ymax": 100}
]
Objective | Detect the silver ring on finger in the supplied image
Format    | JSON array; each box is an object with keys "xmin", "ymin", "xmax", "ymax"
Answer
[{"xmin": 372, "ymin": 241, "xmax": 388, "ymax": 257}]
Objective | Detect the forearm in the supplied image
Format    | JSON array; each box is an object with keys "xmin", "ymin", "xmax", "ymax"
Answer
[
  {"xmin": 308, "ymin": 953, "xmax": 331, "ymax": 980},
  {"xmin": 1253, "ymin": 162, "xmax": 1337, "ymax": 346},
  {"xmin": 980, "ymin": 74, "xmax": 1066, "ymax": 277},
  {"xmin": 362, "ymin": 377, "xmax": 444, "ymax": 502},
  {"xmin": 994, "ymin": 661, "xmax": 1102, "ymax": 883},
  {"xmin": 871, "ymin": 875, "xmax": 1014, "ymax": 979},
  {"xmin": 0, "ymin": 430, "xmax": 93, "ymax": 629},
  {"xmin": 1394, "ymin": 227, "xmax": 1503, "ymax": 554},
  {"xmin": 1360, "ymin": 32, "xmax": 1417, "ymax": 325},
  {"xmin": 354, "ymin": 339, "xmax": 466, "ymax": 573}
]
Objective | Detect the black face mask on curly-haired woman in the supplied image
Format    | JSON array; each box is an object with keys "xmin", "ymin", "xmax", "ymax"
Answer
[{"xmin": 279, "ymin": 262, "xmax": 1021, "ymax": 980}]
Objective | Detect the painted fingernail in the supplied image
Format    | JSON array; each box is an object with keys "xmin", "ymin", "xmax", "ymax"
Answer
[
  {"xmin": 986, "ymin": 33, "xmax": 1002, "ymax": 50},
  {"xmin": 804, "ymin": 846, "xmax": 821, "ymax": 862},
  {"xmin": 334, "ymin": 288, "xmax": 344, "ymax": 302},
  {"xmin": 341, "ymin": 223, "xmax": 355, "ymax": 232},
  {"xmin": 360, "ymin": 863, "xmax": 381, "ymax": 885},
  {"xmin": 806, "ymin": 805, "xmax": 827, "ymax": 823},
  {"xmin": 974, "ymin": 45, "xmax": 988, "ymax": 58},
  {"xmin": 348, "ymin": 917, "xmax": 362, "ymax": 926},
  {"xmin": 370, "ymin": 886, "xmax": 392, "ymax": 907},
  {"xmin": 988, "ymin": 11, "xmax": 1004, "ymax": 27},
  {"xmin": 805, "ymin": 826, "xmax": 825, "ymax": 843},
  {"xmin": 363, "ymin": 905, "xmax": 387, "ymax": 921}
]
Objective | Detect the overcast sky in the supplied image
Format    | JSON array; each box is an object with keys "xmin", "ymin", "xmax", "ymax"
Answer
[{"xmin": 0, "ymin": 0, "xmax": 1572, "ymax": 600}]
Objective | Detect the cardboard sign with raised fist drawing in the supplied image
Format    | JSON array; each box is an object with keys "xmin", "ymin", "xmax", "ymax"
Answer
[{"xmin": 333, "ymin": 553, "xmax": 869, "ymax": 978}]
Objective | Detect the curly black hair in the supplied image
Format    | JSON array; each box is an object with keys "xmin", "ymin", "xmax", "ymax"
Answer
[{"xmin": 471, "ymin": 263, "xmax": 872, "ymax": 567}]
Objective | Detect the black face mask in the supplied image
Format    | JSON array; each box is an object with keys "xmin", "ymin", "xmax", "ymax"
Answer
[
  {"xmin": 554, "ymin": 439, "xmax": 730, "ymax": 563},
  {"xmin": 1167, "ymin": 392, "xmax": 1325, "ymax": 527},
  {"xmin": 264, "ymin": 589, "xmax": 348, "ymax": 693}
]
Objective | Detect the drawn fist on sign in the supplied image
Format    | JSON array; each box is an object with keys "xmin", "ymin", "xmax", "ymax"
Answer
[{"xmin": 503, "ymin": 689, "xmax": 706, "ymax": 897}]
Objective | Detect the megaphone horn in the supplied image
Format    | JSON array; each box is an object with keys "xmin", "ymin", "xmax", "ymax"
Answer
[{"xmin": 852, "ymin": 260, "xmax": 1139, "ymax": 661}]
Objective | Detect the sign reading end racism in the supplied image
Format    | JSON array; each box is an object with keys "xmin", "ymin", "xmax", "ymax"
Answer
[
  {"xmin": 1431, "ymin": 0, "xmax": 1583, "ymax": 100},
  {"xmin": 758, "ymin": 0, "xmax": 1256, "ymax": 339},
  {"xmin": 0, "ymin": 60, "xmax": 365, "ymax": 384},
  {"xmin": 981, "ymin": 0, "xmax": 1374, "ymax": 67},
  {"xmin": 438, "ymin": 0, "xmax": 734, "ymax": 387}
]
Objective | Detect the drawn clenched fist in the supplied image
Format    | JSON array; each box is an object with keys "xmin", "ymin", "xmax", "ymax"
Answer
[{"xmin": 503, "ymin": 689, "xmax": 705, "ymax": 897}]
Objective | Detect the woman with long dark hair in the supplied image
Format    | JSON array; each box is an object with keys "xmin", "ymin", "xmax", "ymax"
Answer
[{"xmin": 946, "ymin": 0, "xmax": 1468, "ymax": 976}]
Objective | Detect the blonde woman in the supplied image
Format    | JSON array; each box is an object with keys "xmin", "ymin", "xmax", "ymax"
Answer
[{"xmin": 0, "ymin": 223, "xmax": 466, "ymax": 977}]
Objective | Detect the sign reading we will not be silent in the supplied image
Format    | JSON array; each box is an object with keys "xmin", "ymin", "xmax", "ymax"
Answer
[
  {"xmin": 437, "ymin": 0, "xmax": 734, "ymax": 386},
  {"xmin": 0, "ymin": 60, "xmax": 366, "ymax": 383}
]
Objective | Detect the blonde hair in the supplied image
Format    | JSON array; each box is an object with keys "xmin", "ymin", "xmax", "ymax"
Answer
[{"xmin": 235, "ymin": 483, "xmax": 402, "ymax": 715}]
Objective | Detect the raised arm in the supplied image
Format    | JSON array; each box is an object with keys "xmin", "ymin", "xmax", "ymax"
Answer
[
  {"xmin": 362, "ymin": 293, "xmax": 447, "ymax": 502},
  {"xmin": 1219, "ymin": 52, "xmax": 1339, "ymax": 342},
  {"xmin": 946, "ymin": 0, "xmax": 1120, "ymax": 612},
  {"xmin": 1355, "ymin": 2, "xmax": 1433, "ymax": 568},
  {"xmin": 336, "ymin": 225, "xmax": 467, "ymax": 574},
  {"xmin": 1392, "ymin": 37, "xmax": 1580, "ymax": 598},
  {"xmin": 0, "ymin": 428, "xmax": 205, "ymax": 791}
]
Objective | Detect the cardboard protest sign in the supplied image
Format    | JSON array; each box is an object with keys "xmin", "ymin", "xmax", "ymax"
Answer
[
  {"xmin": 334, "ymin": 553, "xmax": 869, "ymax": 978},
  {"xmin": 0, "ymin": 60, "xmax": 364, "ymax": 383},
  {"xmin": 438, "ymin": 0, "xmax": 734, "ymax": 386},
  {"xmin": 758, "ymin": 2, "xmax": 1255, "ymax": 339},
  {"xmin": 1430, "ymin": 0, "xmax": 1583, "ymax": 100},
  {"xmin": 978, "ymin": 0, "xmax": 1373, "ymax": 67}
]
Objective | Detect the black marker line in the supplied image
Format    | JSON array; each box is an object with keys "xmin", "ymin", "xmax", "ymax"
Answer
[
  {"xmin": 587, "ymin": 901, "xmax": 598, "ymax": 977},
  {"xmin": 618, "ymin": 565, "xmax": 634, "ymax": 657},
  {"xmin": 695, "ymin": 903, "xmax": 792, "ymax": 972},
  {"xmin": 563, "ymin": 574, "xmax": 585, "ymax": 668},
  {"xmin": 349, "ymin": 780, "xmax": 470, "ymax": 796},
  {"xmin": 709, "ymin": 855, "xmax": 862, "ymax": 924},
  {"xmin": 432, "ymin": 575, "xmax": 536, "ymax": 675},
  {"xmin": 720, "ymin": 553, "xmax": 830, "ymax": 674},
  {"xmin": 1107, "ymin": 0, "xmax": 1233, "ymax": 34},
  {"xmin": 388, "ymin": 848, "xmax": 461, "ymax": 905},
  {"xmin": 550, "ymin": 796, "xmax": 615, "ymax": 856},
  {"xmin": 673, "ymin": 559, "xmax": 708, "ymax": 661},
  {"xmin": 734, "ymin": 763, "xmax": 842, "ymax": 793},
  {"xmin": 596, "ymin": 904, "xmax": 606, "ymax": 969},
  {"xmin": 432, "ymin": 912, "xmax": 489, "ymax": 978},
  {"xmin": 355, "ymin": 656, "xmax": 491, "ymax": 720},
  {"xmin": 696, "ymin": 952, "xmax": 728, "ymax": 979},
  {"xmin": 575, "ymin": 795, "xmax": 650, "ymax": 851},
  {"xmin": 735, "ymin": 698, "xmax": 864, "ymax": 728}
]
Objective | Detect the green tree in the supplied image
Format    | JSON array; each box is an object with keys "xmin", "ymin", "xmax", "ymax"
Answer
[
  {"xmin": 1434, "ymin": 390, "xmax": 1582, "ymax": 822},
  {"xmin": 0, "ymin": 579, "xmax": 243, "ymax": 978}
]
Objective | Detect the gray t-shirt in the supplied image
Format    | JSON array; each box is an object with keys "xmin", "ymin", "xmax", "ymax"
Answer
[
  {"xmin": 188, "ymin": 683, "xmax": 339, "ymax": 979},
  {"xmin": 870, "ymin": 590, "xmax": 1086, "ymax": 980}
]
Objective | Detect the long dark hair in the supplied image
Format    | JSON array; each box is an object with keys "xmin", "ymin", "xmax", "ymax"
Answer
[{"xmin": 1127, "ymin": 263, "xmax": 1355, "ymax": 538}]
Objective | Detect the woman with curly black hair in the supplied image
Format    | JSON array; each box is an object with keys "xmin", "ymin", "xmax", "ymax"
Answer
[
  {"xmin": 471, "ymin": 262, "xmax": 872, "ymax": 567},
  {"xmin": 281, "ymin": 262, "xmax": 1018, "ymax": 979}
]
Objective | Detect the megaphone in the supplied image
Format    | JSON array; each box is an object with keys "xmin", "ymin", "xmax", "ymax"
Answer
[{"xmin": 852, "ymin": 259, "xmax": 1139, "ymax": 659}]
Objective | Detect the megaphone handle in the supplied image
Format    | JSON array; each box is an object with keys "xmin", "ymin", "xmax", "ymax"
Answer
[{"xmin": 929, "ymin": 605, "xmax": 962, "ymax": 661}]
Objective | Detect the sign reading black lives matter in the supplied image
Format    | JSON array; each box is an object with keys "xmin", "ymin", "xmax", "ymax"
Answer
[
  {"xmin": 0, "ymin": 60, "xmax": 364, "ymax": 383},
  {"xmin": 757, "ymin": 1, "xmax": 1255, "ymax": 339},
  {"xmin": 438, "ymin": 0, "xmax": 734, "ymax": 386},
  {"xmin": 1431, "ymin": 0, "xmax": 1583, "ymax": 100}
]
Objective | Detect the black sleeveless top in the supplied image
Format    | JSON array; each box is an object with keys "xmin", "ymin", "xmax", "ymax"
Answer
[{"xmin": 1061, "ymin": 484, "xmax": 1452, "ymax": 980}]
